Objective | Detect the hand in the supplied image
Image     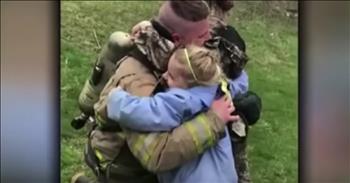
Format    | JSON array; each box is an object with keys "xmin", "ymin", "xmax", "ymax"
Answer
[
  {"xmin": 210, "ymin": 96, "xmax": 240, "ymax": 124},
  {"xmin": 130, "ymin": 20, "xmax": 151, "ymax": 38}
]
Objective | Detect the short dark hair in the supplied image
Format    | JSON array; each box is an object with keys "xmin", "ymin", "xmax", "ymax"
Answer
[{"xmin": 170, "ymin": 0, "xmax": 210, "ymax": 22}]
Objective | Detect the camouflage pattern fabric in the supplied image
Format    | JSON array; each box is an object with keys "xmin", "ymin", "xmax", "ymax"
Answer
[
  {"xmin": 207, "ymin": 1, "xmax": 253, "ymax": 183},
  {"xmin": 206, "ymin": 0, "xmax": 232, "ymax": 30},
  {"xmin": 232, "ymin": 136, "xmax": 251, "ymax": 183},
  {"xmin": 132, "ymin": 20, "xmax": 175, "ymax": 73}
]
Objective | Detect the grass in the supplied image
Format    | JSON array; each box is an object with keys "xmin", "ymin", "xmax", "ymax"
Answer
[{"xmin": 61, "ymin": 1, "xmax": 298, "ymax": 183}]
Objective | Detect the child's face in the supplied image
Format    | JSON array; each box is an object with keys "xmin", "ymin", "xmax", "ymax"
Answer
[{"xmin": 162, "ymin": 55, "xmax": 188, "ymax": 88}]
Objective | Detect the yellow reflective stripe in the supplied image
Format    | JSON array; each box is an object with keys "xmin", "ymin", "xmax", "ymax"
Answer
[
  {"xmin": 184, "ymin": 122, "xmax": 201, "ymax": 153},
  {"xmin": 140, "ymin": 134, "xmax": 158, "ymax": 163},
  {"xmin": 193, "ymin": 119, "xmax": 211, "ymax": 153},
  {"xmin": 184, "ymin": 115, "xmax": 216, "ymax": 153},
  {"xmin": 128, "ymin": 135, "xmax": 142, "ymax": 159},
  {"xmin": 133, "ymin": 135, "xmax": 145, "ymax": 159},
  {"xmin": 128, "ymin": 134, "xmax": 152, "ymax": 165},
  {"xmin": 94, "ymin": 149, "xmax": 108, "ymax": 168},
  {"xmin": 132, "ymin": 133, "xmax": 160, "ymax": 167},
  {"xmin": 198, "ymin": 114, "xmax": 214, "ymax": 146},
  {"xmin": 95, "ymin": 149, "xmax": 104, "ymax": 161},
  {"xmin": 116, "ymin": 132, "xmax": 126, "ymax": 139},
  {"xmin": 220, "ymin": 79, "xmax": 232, "ymax": 100}
]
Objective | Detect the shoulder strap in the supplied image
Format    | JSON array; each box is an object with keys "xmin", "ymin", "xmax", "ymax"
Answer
[
  {"xmin": 111, "ymin": 46, "xmax": 162, "ymax": 81},
  {"xmin": 127, "ymin": 48, "xmax": 166, "ymax": 94},
  {"xmin": 128, "ymin": 48, "xmax": 163, "ymax": 75}
]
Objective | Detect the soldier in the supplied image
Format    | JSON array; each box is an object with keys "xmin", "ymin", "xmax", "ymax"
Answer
[
  {"xmin": 205, "ymin": 1, "xmax": 263, "ymax": 183},
  {"xmin": 72, "ymin": 1, "xmax": 242, "ymax": 183}
]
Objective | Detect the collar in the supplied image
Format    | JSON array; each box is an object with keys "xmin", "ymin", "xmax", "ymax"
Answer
[{"xmin": 150, "ymin": 19, "xmax": 174, "ymax": 43}]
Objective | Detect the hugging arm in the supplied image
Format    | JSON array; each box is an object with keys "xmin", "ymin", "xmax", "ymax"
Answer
[
  {"xmin": 95, "ymin": 57, "xmax": 227, "ymax": 172},
  {"xmin": 107, "ymin": 88, "xmax": 204, "ymax": 131},
  {"xmin": 228, "ymin": 69, "xmax": 249, "ymax": 97}
]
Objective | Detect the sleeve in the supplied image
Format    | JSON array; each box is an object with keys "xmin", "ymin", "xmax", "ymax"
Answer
[
  {"xmin": 125, "ymin": 110, "xmax": 226, "ymax": 173},
  {"xmin": 122, "ymin": 82, "xmax": 226, "ymax": 172},
  {"xmin": 228, "ymin": 69, "xmax": 249, "ymax": 97},
  {"xmin": 107, "ymin": 88, "xmax": 204, "ymax": 131}
]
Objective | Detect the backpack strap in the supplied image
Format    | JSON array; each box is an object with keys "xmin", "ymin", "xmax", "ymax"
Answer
[{"xmin": 127, "ymin": 48, "xmax": 166, "ymax": 94}]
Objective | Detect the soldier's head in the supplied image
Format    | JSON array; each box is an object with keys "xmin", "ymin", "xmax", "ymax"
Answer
[
  {"xmin": 162, "ymin": 45, "xmax": 222, "ymax": 88},
  {"xmin": 157, "ymin": 1, "xmax": 212, "ymax": 46}
]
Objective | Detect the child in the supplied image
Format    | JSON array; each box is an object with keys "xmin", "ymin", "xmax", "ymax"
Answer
[{"xmin": 107, "ymin": 45, "xmax": 248, "ymax": 183}]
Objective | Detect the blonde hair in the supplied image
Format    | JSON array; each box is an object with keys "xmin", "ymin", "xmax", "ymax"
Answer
[{"xmin": 173, "ymin": 45, "xmax": 223, "ymax": 87}]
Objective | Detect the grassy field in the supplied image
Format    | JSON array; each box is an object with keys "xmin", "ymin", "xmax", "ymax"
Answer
[{"xmin": 61, "ymin": 1, "xmax": 298, "ymax": 183}]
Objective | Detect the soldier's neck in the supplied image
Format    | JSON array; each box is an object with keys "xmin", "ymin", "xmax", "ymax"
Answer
[{"xmin": 151, "ymin": 19, "xmax": 174, "ymax": 43}]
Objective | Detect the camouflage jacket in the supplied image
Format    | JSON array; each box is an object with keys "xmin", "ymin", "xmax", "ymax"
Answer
[{"xmin": 207, "ymin": 1, "xmax": 232, "ymax": 30}]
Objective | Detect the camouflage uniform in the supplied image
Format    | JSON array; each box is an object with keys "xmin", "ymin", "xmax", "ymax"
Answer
[
  {"xmin": 207, "ymin": 1, "xmax": 232, "ymax": 29},
  {"xmin": 207, "ymin": 1, "xmax": 252, "ymax": 183},
  {"xmin": 232, "ymin": 136, "xmax": 251, "ymax": 183}
]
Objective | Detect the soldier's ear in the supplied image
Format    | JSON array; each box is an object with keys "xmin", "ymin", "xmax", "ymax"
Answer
[{"xmin": 171, "ymin": 33, "xmax": 181, "ymax": 45}]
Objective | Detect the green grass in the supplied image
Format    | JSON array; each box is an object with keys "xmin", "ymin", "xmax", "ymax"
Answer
[{"xmin": 61, "ymin": 1, "xmax": 298, "ymax": 183}]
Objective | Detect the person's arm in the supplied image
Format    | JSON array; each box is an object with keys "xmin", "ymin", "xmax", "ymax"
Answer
[
  {"xmin": 125, "ymin": 109, "xmax": 226, "ymax": 172},
  {"xmin": 228, "ymin": 69, "xmax": 249, "ymax": 97},
  {"xmin": 107, "ymin": 87, "xmax": 204, "ymax": 131},
  {"xmin": 95, "ymin": 56, "xmax": 229, "ymax": 172},
  {"xmin": 124, "ymin": 86, "xmax": 232, "ymax": 173}
]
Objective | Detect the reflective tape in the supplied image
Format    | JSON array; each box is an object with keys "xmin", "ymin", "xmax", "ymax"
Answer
[
  {"xmin": 127, "ymin": 133, "xmax": 158, "ymax": 165},
  {"xmin": 184, "ymin": 115, "xmax": 214, "ymax": 153},
  {"xmin": 198, "ymin": 114, "xmax": 214, "ymax": 147},
  {"xmin": 220, "ymin": 79, "xmax": 232, "ymax": 100}
]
